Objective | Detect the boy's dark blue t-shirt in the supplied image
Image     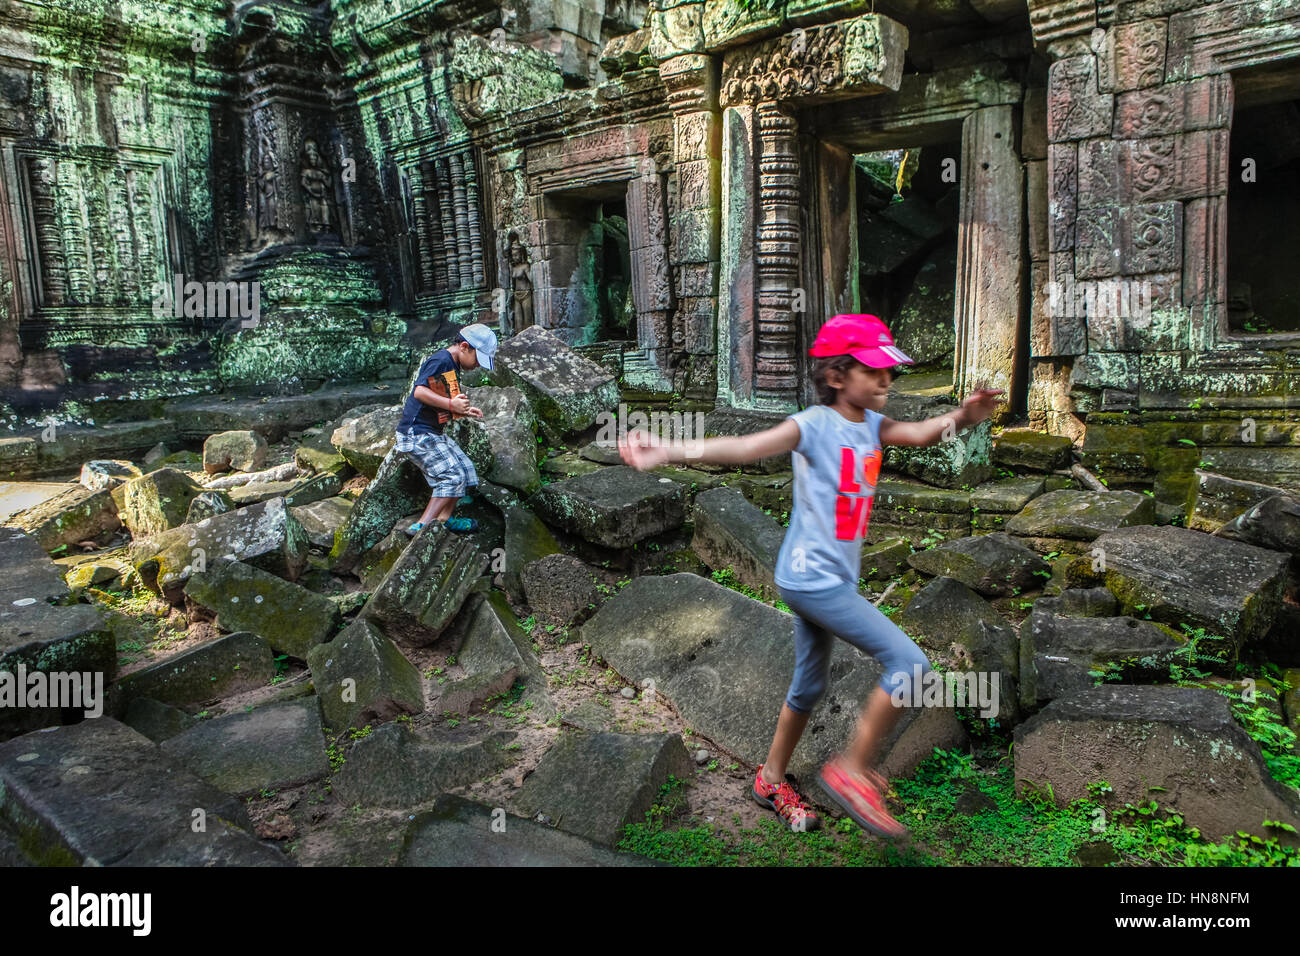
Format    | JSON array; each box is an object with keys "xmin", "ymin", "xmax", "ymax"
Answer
[{"xmin": 398, "ymin": 349, "xmax": 459, "ymax": 436}]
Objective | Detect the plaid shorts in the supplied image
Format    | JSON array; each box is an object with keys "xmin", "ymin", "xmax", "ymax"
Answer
[{"xmin": 394, "ymin": 429, "xmax": 479, "ymax": 497}]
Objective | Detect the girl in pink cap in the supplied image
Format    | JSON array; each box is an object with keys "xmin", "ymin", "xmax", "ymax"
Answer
[{"xmin": 619, "ymin": 314, "xmax": 1003, "ymax": 838}]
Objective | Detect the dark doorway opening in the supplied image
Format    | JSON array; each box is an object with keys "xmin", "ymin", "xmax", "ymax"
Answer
[
  {"xmin": 855, "ymin": 141, "xmax": 962, "ymax": 376},
  {"xmin": 1227, "ymin": 96, "xmax": 1300, "ymax": 334}
]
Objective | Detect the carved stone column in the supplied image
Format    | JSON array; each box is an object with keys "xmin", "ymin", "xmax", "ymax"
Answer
[{"xmin": 753, "ymin": 101, "xmax": 801, "ymax": 403}]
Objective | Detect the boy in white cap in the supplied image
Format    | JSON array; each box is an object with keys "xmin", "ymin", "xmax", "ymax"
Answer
[{"xmin": 394, "ymin": 323, "xmax": 498, "ymax": 535}]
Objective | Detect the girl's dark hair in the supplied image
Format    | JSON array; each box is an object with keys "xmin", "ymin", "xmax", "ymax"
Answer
[{"xmin": 813, "ymin": 356, "xmax": 899, "ymax": 404}]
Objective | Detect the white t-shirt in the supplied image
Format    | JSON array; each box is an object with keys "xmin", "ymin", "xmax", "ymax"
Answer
[{"xmin": 773, "ymin": 403, "xmax": 884, "ymax": 593}]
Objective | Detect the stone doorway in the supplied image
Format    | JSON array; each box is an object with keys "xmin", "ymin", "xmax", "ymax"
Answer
[{"xmin": 539, "ymin": 185, "xmax": 634, "ymax": 346}]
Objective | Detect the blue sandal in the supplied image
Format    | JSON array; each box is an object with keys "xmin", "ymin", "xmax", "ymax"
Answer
[
  {"xmin": 445, "ymin": 517, "xmax": 479, "ymax": 534},
  {"xmin": 405, "ymin": 522, "xmax": 425, "ymax": 536}
]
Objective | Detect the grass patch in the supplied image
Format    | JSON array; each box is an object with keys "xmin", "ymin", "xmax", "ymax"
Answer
[{"xmin": 619, "ymin": 747, "xmax": 1300, "ymax": 867}]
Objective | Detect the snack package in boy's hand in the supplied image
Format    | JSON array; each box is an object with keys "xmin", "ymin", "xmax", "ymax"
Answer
[{"xmin": 427, "ymin": 369, "xmax": 466, "ymax": 425}]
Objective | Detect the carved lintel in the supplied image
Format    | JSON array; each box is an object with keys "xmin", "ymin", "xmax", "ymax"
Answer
[{"xmin": 720, "ymin": 14, "xmax": 907, "ymax": 109}]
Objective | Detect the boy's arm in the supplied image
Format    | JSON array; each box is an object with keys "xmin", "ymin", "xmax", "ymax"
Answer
[
  {"xmin": 624, "ymin": 419, "xmax": 800, "ymax": 468},
  {"xmin": 412, "ymin": 385, "xmax": 451, "ymax": 410}
]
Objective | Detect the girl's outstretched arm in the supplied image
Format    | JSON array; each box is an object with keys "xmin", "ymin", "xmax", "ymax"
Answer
[
  {"xmin": 879, "ymin": 387, "xmax": 1005, "ymax": 447},
  {"xmin": 620, "ymin": 419, "xmax": 800, "ymax": 470}
]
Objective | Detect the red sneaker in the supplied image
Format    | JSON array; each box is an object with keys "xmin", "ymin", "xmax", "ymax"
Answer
[
  {"xmin": 819, "ymin": 757, "xmax": 906, "ymax": 840},
  {"xmin": 752, "ymin": 766, "xmax": 821, "ymax": 832}
]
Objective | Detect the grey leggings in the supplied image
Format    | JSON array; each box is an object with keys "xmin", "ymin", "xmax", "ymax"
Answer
[{"xmin": 778, "ymin": 581, "xmax": 932, "ymax": 714}]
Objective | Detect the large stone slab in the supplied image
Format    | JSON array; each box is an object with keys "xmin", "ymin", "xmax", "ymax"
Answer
[
  {"xmin": 32, "ymin": 420, "xmax": 176, "ymax": 477},
  {"xmin": 332, "ymin": 722, "xmax": 517, "ymax": 808},
  {"xmin": 331, "ymin": 405, "xmax": 400, "ymax": 479},
  {"xmin": 439, "ymin": 593, "xmax": 529, "ymax": 715},
  {"xmin": 906, "ymin": 532, "xmax": 1050, "ymax": 597},
  {"xmin": 486, "ymin": 325, "xmax": 619, "ymax": 443},
  {"xmin": 690, "ymin": 486, "xmax": 784, "ymax": 601},
  {"xmin": 0, "ymin": 532, "xmax": 115, "ymax": 737},
  {"xmin": 520, "ymin": 553, "xmax": 601, "ymax": 628},
  {"xmin": 0, "ymin": 719, "xmax": 286, "ymax": 865},
  {"xmin": 1004, "ymin": 489, "xmax": 1155, "ymax": 547},
  {"xmin": 161, "ymin": 697, "xmax": 330, "ymax": 797},
  {"xmin": 166, "ymin": 381, "xmax": 406, "ymax": 443},
  {"xmin": 291, "ymin": 496, "xmax": 354, "ymax": 549},
  {"xmin": 398, "ymin": 793, "xmax": 657, "ymax": 866},
  {"xmin": 868, "ymin": 479, "xmax": 972, "ymax": 546},
  {"xmin": 361, "ymin": 523, "xmax": 489, "ymax": 648},
  {"xmin": 0, "ymin": 601, "xmax": 115, "ymax": 740},
  {"xmin": 0, "ymin": 528, "xmax": 71, "ymax": 605},
  {"xmin": 184, "ymin": 560, "xmax": 340, "ymax": 659},
  {"xmin": 1092, "ymin": 524, "xmax": 1290, "ymax": 653},
  {"xmin": 580, "ymin": 573, "xmax": 965, "ymax": 782},
  {"xmin": 328, "ymin": 449, "xmax": 431, "ymax": 574},
  {"xmin": 1185, "ymin": 469, "xmax": 1295, "ymax": 533},
  {"xmin": 116, "ymin": 631, "xmax": 275, "ymax": 710},
  {"xmin": 482, "ymin": 589, "xmax": 555, "ymax": 720},
  {"xmin": 306, "ymin": 619, "xmax": 423, "ymax": 731},
  {"xmin": 970, "ymin": 475, "xmax": 1047, "ymax": 532},
  {"xmin": 531, "ymin": 466, "xmax": 686, "ymax": 549},
  {"xmin": 896, "ymin": 576, "xmax": 1020, "ymax": 723},
  {"xmin": 446, "ymin": 413, "xmax": 541, "ymax": 495},
  {"xmin": 119, "ymin": 468, "xmax": 204, "ymax": 538},
  {"xmin": 513, "ymin": 731, "xmax": 693, "ymax": 847},
  {"xmin": 1018, "ymin": 605, "xmax": 1185, "ymax": 711},
  {"xmin": 1213, "ymin": 493, "xmax": 1300, "ymax": 559},
  {"xmin": 992, "ymin": 428, "xmax": 1073, "ymax": 472},
  {"xmin": 1014, "ymin": 685, "xmax": 1300, "ymax": 843},
  {"xmin": 130, "ymin": 497, "xmax": 310, "ymax": 600},
  {"xmin": 79, "ymin": 460, "xmax": 141, "ymax": 491},
  {"xmin": 7, "ymin": 484, "xmax": 120, "ymax": 552},
  {"xmin": 496, "ymin": 502, "xmax": 558, "ymax": 604}
]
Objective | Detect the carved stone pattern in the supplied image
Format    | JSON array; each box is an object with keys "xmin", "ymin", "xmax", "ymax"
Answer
[
  {"xmin": 449, "ymin": 151, "xmax": 472, "ymax": 288},
  {"xmin": 1129, "ymin": 138, "xmax": 1174, "ymax": 199},
  {"xmin": 411, "ymin": 149, "xmax": 488, "ymax": 295},
  {"xmin": 720, "ymin": 16, "xmax": 882, "ymax": 107},
  {"xmin": 754, "ymin": 103, "xmax": 799, "ymax": 395},
  {"xmin": 25, "ymin": 156, "xmax": 66, "ymax": 306},
  {"xmin": 24, "ymin": 155, "xmax": 165, "ymax": 309}
]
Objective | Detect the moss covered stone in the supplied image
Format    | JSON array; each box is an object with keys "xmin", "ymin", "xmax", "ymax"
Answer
[
  {"xmin": 184, "ymin": 560, "xmax": 341, "ymax": 659},
  {"xmin": 306, "ymin": 619, "xmax": 423, "ymax": 730},
  {"xmin": 120, "ymin": 468, "xmax": 204, "ymax": 538}
]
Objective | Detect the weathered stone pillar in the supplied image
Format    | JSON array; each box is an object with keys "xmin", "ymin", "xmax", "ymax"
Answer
[
  {"xmin": 626, "ymin": 165, "xmax": 674, "ymax": 362},
  {"xmin": 754, "ymin": 101, "xmax": 801, "ymax": 405},
  {"xmin": 660, "ymin": 52, "xmax": 722, "ymax": 400},
  {"xmin": 954, "ymin": 104, "xmax": 1024, "ymax": 411}
]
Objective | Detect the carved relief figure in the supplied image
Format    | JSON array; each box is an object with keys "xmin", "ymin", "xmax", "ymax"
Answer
[
  {"xmin": 299, "ymin": 137, "xmax": 334, "ymax": 234},
  {"xmin": 507, "ymin": 230, "xmax": 534, "ymax": 332},
  {"xmin": 256, "ymin": 129, "xmax": 280, "ymax": 241}
]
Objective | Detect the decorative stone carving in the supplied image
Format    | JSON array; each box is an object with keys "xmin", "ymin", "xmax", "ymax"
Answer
[
  {"xmin": 300, "ymin": 137, "xmax": 335, "ymax": 235},
  {"xmin": 254, "ymin": 112, "xmax": 283, "ymax": 245},
  {"xmin": 507, "ymin": 230, "xmax": 535, "ymax": 332},
  {"xmin": 719, "ymin": 14, "xmax": 906, "ymax": 108}
]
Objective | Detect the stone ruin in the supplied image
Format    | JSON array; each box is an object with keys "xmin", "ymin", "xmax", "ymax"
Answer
[{"xmin": 0, "ymin": 0, "xmax": 1298, "ymax": 866}]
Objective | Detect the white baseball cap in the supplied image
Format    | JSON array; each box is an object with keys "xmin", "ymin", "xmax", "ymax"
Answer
[{"xmin": 458, "ymin": 323, "xmax": 498, "ymax": 370}]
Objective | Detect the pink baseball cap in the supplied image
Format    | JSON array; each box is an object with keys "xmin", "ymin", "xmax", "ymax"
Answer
[{"xmin": 809, "ymin": 314, "xmax": 914, "ymax": 368}]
